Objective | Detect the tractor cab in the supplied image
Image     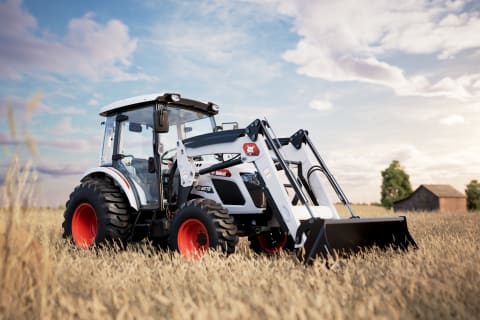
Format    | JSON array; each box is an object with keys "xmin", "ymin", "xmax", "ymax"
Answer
[{"xmin": 99, "ymin": 93, "xmax": 219, "ymax": 208}]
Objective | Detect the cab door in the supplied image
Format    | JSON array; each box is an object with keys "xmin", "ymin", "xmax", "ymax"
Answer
[{"xmin": 112, "ymin": 106, "xmax": 160, "ymax": 207}]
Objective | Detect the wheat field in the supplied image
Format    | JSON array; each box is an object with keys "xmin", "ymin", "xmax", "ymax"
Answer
[
  {"xmin": 1, "ymin": 100, "xmax": 479, "ymax": 319},
  {"xmin": 1, "ymin": 202, "xmax": 479, "ymax": 320}
]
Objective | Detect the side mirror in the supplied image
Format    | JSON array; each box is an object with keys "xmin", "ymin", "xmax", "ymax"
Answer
[
  {"xmin": 148, "ymin": 157, "xmax": 156, "ymax": 173},
  {"xmin": 154, "ymin": 109, "xmax": 169, "ymax": 133}
]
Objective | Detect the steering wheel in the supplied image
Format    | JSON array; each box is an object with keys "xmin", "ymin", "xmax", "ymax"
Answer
[{"xmin": 161, "ymin": 148, "xmax": 176, "ymax": 166}]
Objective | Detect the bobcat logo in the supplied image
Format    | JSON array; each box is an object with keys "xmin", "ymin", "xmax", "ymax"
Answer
[{"xmin": 243, "ymin": 143, "xmax": 259, "ymax": 156}]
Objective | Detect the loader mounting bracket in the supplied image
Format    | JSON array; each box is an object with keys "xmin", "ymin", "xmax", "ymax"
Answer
[
  {"xmin": 246, "ymin": 119, "xmax": 263, "ymax": 141},
  {"xmin": 290, "ymin": 129, "xmax": 309, "ymax": 150},
  {"xmin": 296, "ymin": 218, "xmax": 334, "ymax": 264}
]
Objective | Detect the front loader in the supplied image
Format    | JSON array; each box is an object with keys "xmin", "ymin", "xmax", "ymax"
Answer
[{"xmin": 62, "ymin": 93, "xmax": 416, "ymax": 264}]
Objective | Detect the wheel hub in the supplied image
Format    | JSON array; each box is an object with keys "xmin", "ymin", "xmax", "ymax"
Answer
[
  {"xmin": 177, "ymin": 218, "xmax": 209, "ymax": 258},
  {"xmin": 257, "ymin": 230, "xmax": 288, "ymax": 254},
  {"xmin": 71, "ymin": 203, "xmax": 97, "ymax": 248}
]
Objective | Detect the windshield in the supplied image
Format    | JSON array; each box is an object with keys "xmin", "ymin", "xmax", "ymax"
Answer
[
  {"xmin": 158, "ymin": 107, "xmax": 215, "ymax": 153},
  {"xmin": 183, "ymin": 117, "xmax": 214, "ymax": 139}
]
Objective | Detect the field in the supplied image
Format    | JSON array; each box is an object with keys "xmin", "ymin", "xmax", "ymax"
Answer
[{"xmin": 1, "ymin": 204, "xmax": 479, "ymax": 320}]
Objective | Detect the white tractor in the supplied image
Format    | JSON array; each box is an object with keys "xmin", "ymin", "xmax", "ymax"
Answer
[{"xmin": 63, "ymin": 93, "xmax": 416, "ymax": 263}]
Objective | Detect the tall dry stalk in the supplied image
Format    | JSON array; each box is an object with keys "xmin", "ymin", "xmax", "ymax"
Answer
[{"xmin": 0, "ymin": 93, "xmax": 47, "ymax": 319}]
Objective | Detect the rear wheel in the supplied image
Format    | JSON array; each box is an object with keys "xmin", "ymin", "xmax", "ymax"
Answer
[
  {"xmin": 169, "ymin": 199, "xmax": 238, "ymax": 258},
  {"xmin": 62, "ymin": 177, "xmax": 132, "ymax": 248},
  {"xmin": 249, "ymin": 228, "xmax": 294, "ymax": 254}
]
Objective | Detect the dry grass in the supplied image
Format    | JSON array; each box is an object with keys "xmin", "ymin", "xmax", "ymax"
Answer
[
  {"xmin": 0, "ymin": 205, "xmax": 478, "ymax": 319},
  {"xmin": 1, "ymin": 97, "xmax": 479, "ymax": 319}
]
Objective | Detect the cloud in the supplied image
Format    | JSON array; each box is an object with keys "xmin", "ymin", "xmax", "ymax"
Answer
[
  {"xmin": 440, "ymin": 114, "xmax": 465, "ymax": 126},
  {"xmin": 38, "ymin": 135, "xmax": 102, "ymax": 152},
  {"xmin": 158, "ymin": 25, "xmax": 249, "ymax": 64},
  {"xmin": 0, "ymin": 0, "xmax": 150, "ymax": 81},
  {"xmin": 49, "ymin": 117, "xmax": 78, "ymax": 134},
  {"xmin": 0, "ymin": 96, "xmax": 85, "ymax": 120},
  {"xmin": 0, "ymin": 131, "xmax": 101, "ymax": 153},
  {"xmin": 322, "ymin": 141, "xmax": 480, "ymax": 203},
  {"xmin": 264, "ymin": 0, "xmax": 480, "ymax": 101},
  {"xmin": 35, "ymin": 162, "xmax": 86, "ymax": 176},
  {"xmin": 0, "ymin": 133, "xmax": 20, "ymax": 146},
  {"xmin": 309, "ymin": 99, "xmax": 333, "ymax": 111},
  {"xmin": 147, "ymin": 2, "xmax": 282, "ymax": 91}
]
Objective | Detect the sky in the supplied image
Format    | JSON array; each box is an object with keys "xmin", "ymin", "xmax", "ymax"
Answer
[{"xmin": 0, "ymin": 0, "xmax": 479, "ymax": 206}]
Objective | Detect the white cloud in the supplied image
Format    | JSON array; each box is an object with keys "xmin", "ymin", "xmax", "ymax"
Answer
[
  {"xmin": 146, "ymin": 2, "xmax": 282, "ymax": 92},
  {"xmin": 322, "ymin": 140, "xmax": 480, "ymax": 203},
  {"xmin": 0, "ymin": 0, "xmax": 150, "ymax": 81},
  {"xmin": 38, "ymin": 135, "xmax": 102, "ymax": 152},
  {"xmin": 440, "ymin": 114, "xmax": 465, "ymax": 126},
  {"xmin": 309, "ymin": 99, "xmax": 333, "ymax": 111},
  {"xmin": 263, "ymin": 0, "xmax": 480, "ymax": 101},
  {"xmin": 0, "ymin": 96, "xmax": 85, "ymax": 120},
  {"xmin": 157, "ymin": 25, "xmax": 248, "ymax": 64},
  {"xmin": 35, "ymin": 161, "xmax": 89, "ymax": 176},
  {"xmin": 49, "ymin": 117, "xmax": 78, "ymax": 135},
  {"xmin": 88, "ymin": 99, "xmax": 99, "ymax": 106}
]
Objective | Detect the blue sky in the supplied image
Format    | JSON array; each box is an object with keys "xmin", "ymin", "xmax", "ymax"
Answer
[{"xmin": 1, "ymin": 0, "xmax": 479, "ymax": 206}]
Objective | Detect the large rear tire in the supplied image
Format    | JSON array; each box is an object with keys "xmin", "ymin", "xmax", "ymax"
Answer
[
  {"xmin": 62, "ymin": 177, "xmax": 131, "ymax": 248},
  {"xmin": 168, "ymin": 199, "xmax": 238, "ymax": 258}
]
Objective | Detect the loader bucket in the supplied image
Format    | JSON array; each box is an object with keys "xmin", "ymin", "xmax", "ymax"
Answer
[{"xmin": 297, "ymin": 217, "xmax": 417, "ymax": 264}]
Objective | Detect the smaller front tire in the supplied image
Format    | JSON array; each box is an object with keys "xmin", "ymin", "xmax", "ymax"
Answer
[
  {"xmin": 249, "ymin": 228, "xmax": 294, "ymax": 254},
  {"xmin": 168, "ymin": 199, "xmax": 238, "ymax": 258}
]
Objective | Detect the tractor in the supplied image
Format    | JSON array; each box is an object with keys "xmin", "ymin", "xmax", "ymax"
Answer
[{"xmin": 62, "ymin": 93, "xmax": 416, "ymax": 263}]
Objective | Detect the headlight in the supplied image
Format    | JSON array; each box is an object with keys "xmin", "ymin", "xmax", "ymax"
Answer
[
  {"xmin": 209, "ymin": 103, "xmax": 219, "ymax": 112},
  {"xmin": 170, "ymin": 94, "xmax": 181, "ymax": 102}
]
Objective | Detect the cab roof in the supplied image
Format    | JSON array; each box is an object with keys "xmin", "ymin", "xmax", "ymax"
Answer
[{"xmin": 99, "ymin": 93, "xmax": 219, "ymax": 116}]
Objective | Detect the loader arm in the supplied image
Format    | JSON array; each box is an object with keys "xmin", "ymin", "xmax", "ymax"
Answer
[{"xmin": 180, "ymin": 119, "xmax": 417, "ymax": 264}]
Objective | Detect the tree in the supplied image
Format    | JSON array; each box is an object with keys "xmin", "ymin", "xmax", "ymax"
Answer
[
  {"xmin": 465, "ymin": 180, "xmax": 480, "ymax": 211},
  {"xmin": 381, "ymin": 160, "xmax": 412, "ymax": 209}
]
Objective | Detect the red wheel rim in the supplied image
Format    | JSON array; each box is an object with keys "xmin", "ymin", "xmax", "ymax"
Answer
[
  {"xmin": 72, "ymin": 203, "xmax": 97, "ymax": 248},
  {"xmin": 177, "ymin": 218, "xmax": 209, "ymax": 259},
  {"xmin": 257, "ymin": 231, "xmax": 288, "ymax": 254}
]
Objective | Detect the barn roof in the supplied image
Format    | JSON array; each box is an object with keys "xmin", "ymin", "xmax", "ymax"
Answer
[
  {"xmin": 421, "ymin": 184, "xmax": 465, "ymax": 198},
  {"xmin": 394, "ymin": 184, "xmax": 465, "ymax": 205}
]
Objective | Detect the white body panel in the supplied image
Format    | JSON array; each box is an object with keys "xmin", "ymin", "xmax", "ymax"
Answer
[
  {"xmin": 180, "ymin": 133, "xmax": 340, "ymax": 246},
  {"xmin": 82, "ymin": 167, "xmax": 139, "ymax": 210},
  {"xmin": 191, "ymin": 162, "xmax": 264, "ymax": 215},
  {"xmin": 100, "ymin": 93, "xmax": 165, "ymax": 116},
  {"xmin": 279, "ymin": 143, "xmax": 340, "ymax": 219},
  {"xmin": 99, "ymin": 93, "xmax": 214, "ymax": 116},
  {"xmin": 176, "ymin": 141, "xmax": 196, "ymax": 187}
]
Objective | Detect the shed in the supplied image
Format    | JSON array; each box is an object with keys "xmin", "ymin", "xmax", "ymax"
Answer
[{"xmin": 393, "ymin": 184, "xmax": 466, "ymax": 212}]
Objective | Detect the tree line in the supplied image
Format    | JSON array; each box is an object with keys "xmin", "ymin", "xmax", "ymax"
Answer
[{"xmin": 380, "ymin": 160, "xmax": 480, "ymax": 211}]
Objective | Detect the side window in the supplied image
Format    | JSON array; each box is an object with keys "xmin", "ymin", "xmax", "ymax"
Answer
[
  {"xmin": 101, "ymin": 116, "xmax": 115, "ymax": 165},
  {"xmin": 118, "ymin": 122, "xmax": 154, "ymax": 160}
]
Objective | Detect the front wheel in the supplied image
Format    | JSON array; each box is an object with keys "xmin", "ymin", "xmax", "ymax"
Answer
[{"xmin": 168, "ymin": 199, "xmax": 238, "ymax": 258}]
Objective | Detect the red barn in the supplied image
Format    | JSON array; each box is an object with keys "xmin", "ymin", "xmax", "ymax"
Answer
[{"xmin": 393, "ymin": 184, "xmax": 466, "ymax": 212}]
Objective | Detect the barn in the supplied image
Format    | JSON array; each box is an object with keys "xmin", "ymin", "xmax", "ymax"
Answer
[{"xmin": 393, "ymin": 184, "xmax": 466, "ymax": 212}]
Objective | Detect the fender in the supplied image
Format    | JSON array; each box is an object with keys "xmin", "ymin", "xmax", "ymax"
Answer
[{"xmin": 81, "ymin": 166, "xmax": 139, "ymax": 211}]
